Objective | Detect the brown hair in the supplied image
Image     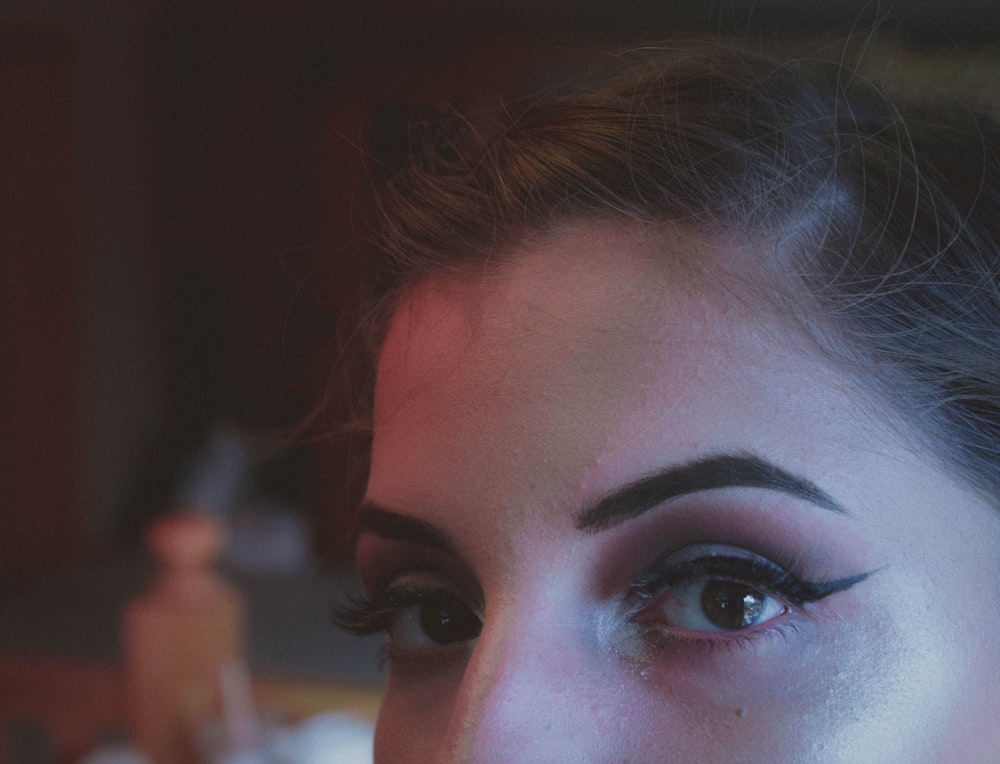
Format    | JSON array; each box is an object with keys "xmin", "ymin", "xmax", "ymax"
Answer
[{"xmin": 365, "ymin": 45, "xmax": 1000, "ymax": 504}]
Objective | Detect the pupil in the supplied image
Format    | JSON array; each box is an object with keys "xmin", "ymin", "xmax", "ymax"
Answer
[
  {"xmin": 419, "ymin": 600, "xmax": 482, "ymax": 644},
  {"xmin": 701, "ymin": 581, "xmax": 765, "ymax": 629}
]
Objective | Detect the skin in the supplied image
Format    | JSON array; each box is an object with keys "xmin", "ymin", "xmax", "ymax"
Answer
[{"xmin": 357, "ymin": 221, "xmax": 1000, "ymax": 763}]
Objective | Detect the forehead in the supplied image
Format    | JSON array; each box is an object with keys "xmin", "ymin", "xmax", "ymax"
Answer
[
  {"xmin": 376, "ymin": 223, "xmax": 712, "ymax": 424},
  {"xmin": 369, "ymin": 222, "xmax": 874, "ymax": 519}
]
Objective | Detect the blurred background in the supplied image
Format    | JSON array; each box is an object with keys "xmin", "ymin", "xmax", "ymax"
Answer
[
  {"xmin": 1, "ymin": 0, "xmax": 999, "ymax": 757},
  {"xmin": 4, "ymin": 0, "xmax": 1000, "ymax": 575}
]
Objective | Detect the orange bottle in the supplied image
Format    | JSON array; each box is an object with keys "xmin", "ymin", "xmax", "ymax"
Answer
[{"xmin": 124, "ymin": 512, "xmax": 245, "ymax": 763}]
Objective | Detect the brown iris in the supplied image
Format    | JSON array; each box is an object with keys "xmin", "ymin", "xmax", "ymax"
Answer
[{"xmin": 701, "ymin": 581, "xmax": 766, "ymax": 629}]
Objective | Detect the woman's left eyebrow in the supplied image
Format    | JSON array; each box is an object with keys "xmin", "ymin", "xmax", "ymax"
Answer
[{"xmin": 576, "ymin": 452, "xmax": 846, "ymax": 533}]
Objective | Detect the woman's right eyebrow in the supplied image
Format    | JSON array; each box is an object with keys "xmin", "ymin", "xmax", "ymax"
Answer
[{"xmin": 357, "ymin": 504, "xmax": 458, "ymax": 555}]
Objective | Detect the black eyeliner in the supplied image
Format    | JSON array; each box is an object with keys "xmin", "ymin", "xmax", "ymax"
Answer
[{"xmin": 632, "ymin": 555, "xmax": 871, "ymax": 607}]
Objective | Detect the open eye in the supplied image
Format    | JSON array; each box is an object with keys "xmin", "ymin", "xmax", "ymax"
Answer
[
  {"xmin": 646, "ymin": 577, "xmax": 787, "ymax": 632},
  {"xmin": 629, "ymin": 544, "xmax": 858, "ymax": 636}
]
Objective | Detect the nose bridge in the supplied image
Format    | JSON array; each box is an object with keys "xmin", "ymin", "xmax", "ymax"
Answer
[{"xmin": 436, "ymin": 593, "xmax": 612, "ymax": 762}]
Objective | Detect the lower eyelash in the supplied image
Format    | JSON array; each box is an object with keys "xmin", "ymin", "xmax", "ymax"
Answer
[{"xmin": 642, "ymin": 619, "xmax": 801, "ymax": 656}]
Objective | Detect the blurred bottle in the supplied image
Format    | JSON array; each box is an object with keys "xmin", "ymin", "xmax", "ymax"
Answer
[{"xmin": 124, "ymin": 511, "xmax": 245, "ymax": 763}]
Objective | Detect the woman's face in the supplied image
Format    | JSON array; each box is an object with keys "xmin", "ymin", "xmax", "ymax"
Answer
[{"xmin": 357, "ymin": 223, "xmax": 1000, "ymax": 762}]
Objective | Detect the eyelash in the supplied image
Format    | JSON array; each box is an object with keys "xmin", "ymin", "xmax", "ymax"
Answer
[
  {"xmin": 333, "ymin": 583, "xmax": 483, "ymax": 661},
  {"xmin": 335, "ymin": 584, "xmax": 454, "ymax": 634},
  {"xmin": 631, "ymin": 554, "xmax": 867, "ymax": 607}
]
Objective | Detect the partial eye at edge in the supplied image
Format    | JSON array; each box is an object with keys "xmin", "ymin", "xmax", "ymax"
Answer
[
  {"xmin": 386, "ymin": 584, "xmax": 483, "ymax": 652},
  {"xmin": 332, "ymin": 579, "xmax": 483, "ymax": 656}
]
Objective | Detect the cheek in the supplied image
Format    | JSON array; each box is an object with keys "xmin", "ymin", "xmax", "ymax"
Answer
[
  {"xmin": 374, "ymin": 664, "xmax": 465, "ymax": 763},
  {"xmin": 624, "ymin": 602, "xmax": 974, "ymax": 762}
]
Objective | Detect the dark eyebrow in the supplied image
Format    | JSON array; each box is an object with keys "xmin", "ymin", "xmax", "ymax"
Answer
[
  {"xmin": 576, "ymin": 453, "xmax": 845, "ymax": 533},
  {"xmin": 357, "ymin": 503, "xmax": 458, "ymax": 555}
]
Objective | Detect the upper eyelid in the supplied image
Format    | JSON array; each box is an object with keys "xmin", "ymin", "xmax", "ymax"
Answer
[
  {"xmin": 633, "ymin": 539, "xmax": 845, "ymax": 585},
  {"xmin": 374, "ymin": 568, "xmax": 485, "ymax": 614},
  {"xmin": 631, "ymin": 553, "xmax": 788, "ymax": 598},
  {"xmin": 635, "ymin": 553, "xmax": 785, "ymax": 584},
  {"xmin": 632, "ymin": 550, "xmax": 873, "ymax": 607},
  {"xmin": 635, "ymin": 544, "xmax": 791, "ymax": 582},
  {"xmin": 355, "ymin": 521, "xmax": 482, "ymax": 597},
  {"xmin": 380, "ymin": 582, "xmax": 470, "ymax": 611}
]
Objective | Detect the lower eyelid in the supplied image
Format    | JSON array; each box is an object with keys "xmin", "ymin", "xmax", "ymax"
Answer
[{"xmin": 640, "ymin": 619, "xmax": 804, "ymax": 656}]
